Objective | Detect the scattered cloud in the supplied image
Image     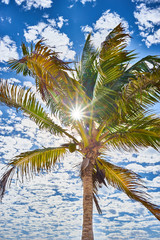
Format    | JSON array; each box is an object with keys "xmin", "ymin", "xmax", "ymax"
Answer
[
  {"xmin": 81, "ymin": 10, "xmax": 130, "ymax": 48},
  {"xmin": 81, "ymin": 25, "xmax": 93, "ymax": 33},
  {"xmin": 57, "ymin": 16, "xmax": 68, "ymax": 29},
  {"xmin": 80, "ymin": 0, "xmax": 96, "ymax": 4},
  {"xmin": 132, "ymin": 0, "xmax": 160, "ymax": 3},
  {"xmin": 68, "ymin": 0, "xmax": 96, "ymax": 8},
  {"xmin": 7, "ymin": 78, "xmax": 21, "ymax": 84},
  {"xmin": 70, "ymin": 0, "xmax": 96, "ymax": 5},
  {"xmin": 16, "ymin": 0, "xmax": 53, "ymax": 10},
  {"xmin": 24, "ymin": 18, "xmax": 76, "ymax": 60},
  {"xmin": 1, "ymin": 0, "xmax": 53, "ymax": 9},
  {"xmin": 0, "ymin": 66, "xmax": 9, "ymax": 72},
  {"xmin": 0, "ymin": 16, "xmax": 12, "ymax": 23},
  {"xmin": 1, "ymin": 0, "xmax": 9, "ymax": 4},
  {"xmin": 0, "ymin": 36, "xmax": 19, "ymax": 62},
  {"xmin": 134, "ymin": 3, "xmax": 160, "ymax": 47},
  {"xmin": 126, "ymin": 163, "xmax": 160, "ymax": 174},
  {"xmin": 42, "ymin": 13, "xmax": 49, "ymax": 19}
]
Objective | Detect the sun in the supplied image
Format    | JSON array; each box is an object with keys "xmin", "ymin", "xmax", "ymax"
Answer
[{"xmin": 71, "ymin": 107, "xmax": 84, "ymax": 121}]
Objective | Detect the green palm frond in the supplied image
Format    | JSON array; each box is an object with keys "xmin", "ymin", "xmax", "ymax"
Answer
[
  {"xmin": 92, "ymin": 85, "xmax": 118, "ymax": 120},
  {"xmin": 128, "ymin": 55, "xmax": 160, "ymax": 73},
  {"xmin": 119, "ymin": 70, "xmax": 160, "ymax": 113},
  {"xmin": 96, "ymin": 24, "xmax": 135, "ymax": 87},
  {"xmin": 97, "ymin": 158, "xmax": 160, "ymax": 221},
  {"xmin": 0, "ymin": 147, "xmax": 68, "ymax": 200},
  {"xmin": 76, "ymin": 33, "xmax": 98, "ymax": 99},
  {"xmin": 102, "ymin": 114, "xmax": 160, "ymax": 151},
  {"xmin": 111, "ymin": 56, "xmax": 160, "ymax": 100},
  {"xmin": 0, "ymin": 80, "xmax": 78, "ymax": 142},
  {"xmin": 91, "ymin": 24, "xmax": 136, "ymax": 120}
]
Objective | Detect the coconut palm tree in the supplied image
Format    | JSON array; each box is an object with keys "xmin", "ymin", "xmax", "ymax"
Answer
[{"xmin": 0, "ymin": 24, "xmax": 160, "ymax": 240}]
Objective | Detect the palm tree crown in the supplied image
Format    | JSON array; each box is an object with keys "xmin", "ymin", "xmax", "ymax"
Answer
[{"xmin": 0, "ymin": 24, "xmax": 160, "ymax": 239}]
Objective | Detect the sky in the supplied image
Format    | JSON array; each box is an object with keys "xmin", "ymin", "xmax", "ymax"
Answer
[{"xmin": 0, "ymin": 0, "xmax": 160, "ymax": 239}]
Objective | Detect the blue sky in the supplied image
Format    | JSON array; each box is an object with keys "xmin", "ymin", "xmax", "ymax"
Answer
[{"xmin": 0, "ymin": 0, "xmax": 160, "ymax": 239}]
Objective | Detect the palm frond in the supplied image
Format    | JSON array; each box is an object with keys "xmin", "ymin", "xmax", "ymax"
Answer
[
  {"xmin": 92, "ymin": 85, "xmax": 118, "ymax": 120},
  {"xmin": 102, "ymin": 114, "xmax": 160, "ymax": 151},
  {"xmin": 97, "ymin": 158, "xmax": 160, "ymax": 221},
  {"xmin": 76, "ymin": 33, "xmax": 98, "ymax": 98},
  {"xmin": 96, "ymin": 24, "xmax": 135, "ymax": 87},
  {"xmin": 8, "ymin": 41, "xmax": 88, "ymax": 126},
  {"xmin": 0, "ymin": 80, "xmax": 78, "ymax": 142},
  {"xmin": 92, "ymin": 24, "xmax": 135, "ymax": 120},
  {"xmin": 119, "ymin": 69, "xmax": 160, "ymax": 115},
  {"xmin": 0, "ymin": 147, "xmax": 68, "ymax": 200},
  {"xmin": 127, "ymin": 55, "xmax": 160, "ymax": 73},
  {"xmin": 8, "ymin": 40, "xmax": 79, "ymax": 100}
]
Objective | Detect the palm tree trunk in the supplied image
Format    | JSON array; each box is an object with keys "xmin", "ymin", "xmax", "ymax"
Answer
[{"xmin": 82, "ymin": 160, "xmax": 94, "ymax": 240}]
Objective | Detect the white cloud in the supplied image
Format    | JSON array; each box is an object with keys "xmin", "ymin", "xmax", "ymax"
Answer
[
  {"xmin": 7, "ymin": 17, "xmax": 11, "ymax": 23},
  {"xmin": 145, "ymin": 176, "xmax": 160, "ymax": 188},
  {"xmin": 145, "ymin": 29, "xmax": 160, "ymax": 47},
  {"xmin": 47, "ymin": 18, "xmax": 56, "ymax": 27},
  {"xmin": 0, "ymin": 66, "xmax": 9, "ymax": 72},
  {"xmin": 0, "ymin": 16, "xmax": 11, "ymax": 23},
  {"xmin": 57, "ymin": 16, "xmax": 68, "ymax": 29},
  {"xmin": 80, "ymin": 0, "xmax": 96, "ymax": 4},
  {"xmin": 81, "ymin": 10, "xmax": 130, "ymax": 48},
  {"xmin": 24, "ymin": 19, "xmax": 76, "ymax": 60},
  {"xmin": 0, "ymin": 36, "xmax": 19, "ymax": 62},
  {"xmin": 126, "ymin": 163, "xmax": 160, "ymax": 174},
  {"xmin": 134, "ymin": 4, "xmax": 160, "ymax": 47},
  {"xmin": 81, "ymin": 25, "xmax": 93, "ymax": 34},
  {"xmin": 1, "ymin": 0, "xmax": 53, "ymax": 9},
  {"xmin": 1, "ymin": 0, "xmax": 9, "ymax": 4},
  {"xmin": 0, "ymin": 110, "xmax": 3, "ymax": 116},
  {"xmin": 134, "ymin": 4, "xmax": 160, "ymax": 29},
  {"xmin": 43, "ymin": 13, "xmax": 49, "ymax": 19},
  {"xmin": 132, "ymin": 0, "xmax": 160, "ymax": 3},
  {"xmin": 71, "ymin": 0, "xmax": 96, "ymax": 5},
  {"xmin": 7, "ymin": 78, "xmax": 21, "ymax": 84}
]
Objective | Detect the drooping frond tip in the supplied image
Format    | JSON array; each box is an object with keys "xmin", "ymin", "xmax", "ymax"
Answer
[
  {"xmin": 0, "ymin": 147, "xmax": 68, "ymax": 200},
  {"xmin": 97, "ymin": 159, "xmax": 160, "ymax": 221},
  {"xmin": 0, "ymin": 166, "xmax": 15, "ymax": 201}
]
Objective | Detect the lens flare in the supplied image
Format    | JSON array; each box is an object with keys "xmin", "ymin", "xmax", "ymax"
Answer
[{"xmin": 71, "ymin": 107, "xmax": 83, "ymax": 121}]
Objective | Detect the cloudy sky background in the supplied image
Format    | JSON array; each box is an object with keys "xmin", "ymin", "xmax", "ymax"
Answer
[{"xmin": 0, "ymin": 0, "xmax": 160, "ymax": 239}]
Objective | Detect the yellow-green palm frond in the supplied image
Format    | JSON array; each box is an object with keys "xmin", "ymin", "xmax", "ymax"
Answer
[
  {"xmin": 97, "ymin": 158, "xmax": 160, "ymax": 221},
  {"xmin": 0, "ymin": 147, "xmax": 68, "ymax": 200},
  {"xmin": 7, "ymin": 42, "xmax": 34, "ymax": 77},
  {"xmin": 102, "ymin": 114, "xmax": 160, "ymax": 151},
  {"xmin": 8, "ymin": 40, "xmax": 87, "ymax": 126},
  {"xmin": 8, "ymin": 40, "xmax": 80, "ymax": 100},
  {"xmin": 0, "ymin": 80, "xmax": 78, "ymax": 142}
]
